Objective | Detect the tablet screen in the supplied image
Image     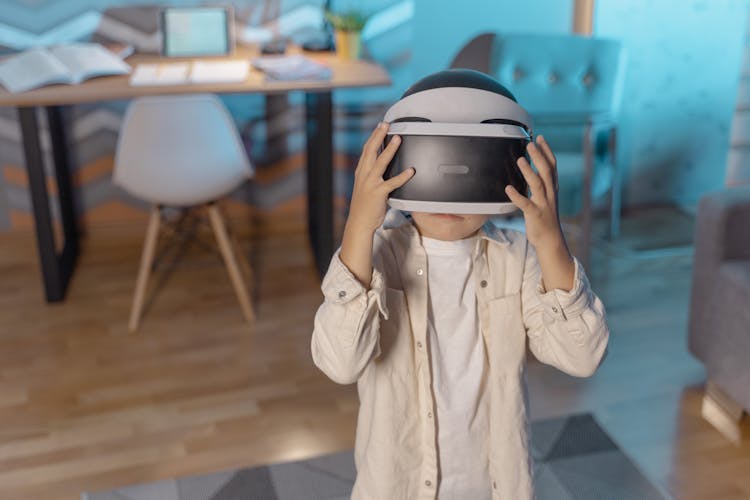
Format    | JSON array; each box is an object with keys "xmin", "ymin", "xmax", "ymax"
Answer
[{"xmin": 161, "ymin": 7, "xmax": 232, "ymax": 57}]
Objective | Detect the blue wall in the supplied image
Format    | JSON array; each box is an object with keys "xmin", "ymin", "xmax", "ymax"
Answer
[
  {"xmin": 595, "ymin": 0, "xmax": 749, "ymax": 208},
  {"xmin": 412, "ymin": 0, "xmax": 573, "ymax": 87},
  {"xmin": 410, "ymin": 0, "xmax": 749, "ymax": 209}
]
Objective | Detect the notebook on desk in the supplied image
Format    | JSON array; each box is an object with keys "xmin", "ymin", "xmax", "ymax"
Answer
[
  {"xmin": 0, "ymin": 43, "xmax": 130, "ymax": 93},
  {"xmin": 129, "ymin": 60, "xmax": 249, "ymax": 86}
]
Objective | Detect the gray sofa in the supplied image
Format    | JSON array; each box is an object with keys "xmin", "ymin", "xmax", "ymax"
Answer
[{"xmin": 688, "ymin": 185, "xmax": 750, "ymax": 442}]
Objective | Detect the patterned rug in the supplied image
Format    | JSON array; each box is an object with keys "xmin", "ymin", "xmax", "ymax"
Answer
[{"xmin": 83, "ymin": 413, "xmax": 668, "ymax": 500}]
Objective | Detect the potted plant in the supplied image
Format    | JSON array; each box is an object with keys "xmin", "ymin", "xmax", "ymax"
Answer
[{"xmin": 325, "ymin": 9, "xmax": 368, "ymax": 60}]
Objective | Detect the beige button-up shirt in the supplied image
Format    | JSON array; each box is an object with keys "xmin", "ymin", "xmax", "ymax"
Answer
[{"xmin": 311, "ymin": 210, "xmax": 609, "ymax": 500}]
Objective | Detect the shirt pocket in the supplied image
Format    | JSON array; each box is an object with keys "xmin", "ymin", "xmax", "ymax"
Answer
[
  {"xmin": 375, "ymin": 287, "xmax": 415, "ymax": 376},
  {"xmin": 488, "ymin": 292, "xmax": 527, "ymax": 365}
]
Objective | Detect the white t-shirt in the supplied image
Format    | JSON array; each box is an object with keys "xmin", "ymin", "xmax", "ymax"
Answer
[{"xmin": 422, "ymin": 235, "xmax": 491, "ymax": 500}]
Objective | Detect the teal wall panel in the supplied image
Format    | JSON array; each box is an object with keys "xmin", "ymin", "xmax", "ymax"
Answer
[
  {"xmin": 595, "ymin": 0, "xmax": 749, "ymax": 208},
  {"xmin": 411, "ymin": 0, "xmax": 573, "ymax": 86}
]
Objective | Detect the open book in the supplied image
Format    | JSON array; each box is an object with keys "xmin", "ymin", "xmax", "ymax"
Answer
[{"xmin": 0, "ymin": 43, "xmax": 131, "ymax": 93}]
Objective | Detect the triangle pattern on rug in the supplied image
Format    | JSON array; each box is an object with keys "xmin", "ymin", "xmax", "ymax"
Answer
[
  {"xmin": 208, "ymin": 467, "xmax": 278, "ymax": 500},
  {"xmin": 548, "ymin": 450, "xmax": 667, "ymax": 500},
  {"xmin": 530, "ymin": 414, "xmax": 570, "ymax": 460},
  {"xmin": 543, "ymin": 414, "xmax": 619, "ymax": 461},
  {"xmin": 298, "ymin": 450, "xmax": 357, "ymax": 482},
  {"xmin": 113, "ymin": 479, "xmax": 180, "ymax": 500},
  {"xmin": 533, "ymin": 462, "xmax": 575, "ymax": 500},
  {"xmin": 269, "ymin": 459, "xmax": 354, "ymax": 500},
  {"xmin": 176, "ymin": 469, "xmax": 235, "ymax": 500}
]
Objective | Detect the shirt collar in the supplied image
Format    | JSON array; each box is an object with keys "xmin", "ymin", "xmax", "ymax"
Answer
[{"xmin": 478, "ymin": 220, "xmax": 511, "ymax": 245}]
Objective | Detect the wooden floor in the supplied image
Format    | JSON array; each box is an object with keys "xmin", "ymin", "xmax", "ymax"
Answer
[{"xmin": 0, "ymin": 208, "xmax": 748, "ymax": 500}]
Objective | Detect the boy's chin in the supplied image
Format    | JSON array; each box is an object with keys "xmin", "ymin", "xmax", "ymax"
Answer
[
  {"xmin": 426, "ymin": 213, "xmax": 466, "ymax": 221},
  {"xmin": 412, "ymin": 212, "xmax": 488, "ymax": 241}
]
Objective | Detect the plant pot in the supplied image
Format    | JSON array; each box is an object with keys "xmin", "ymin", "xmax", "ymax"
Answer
[{"xmin": 335, "ymin": 30, "xmax": 362, "ymax": 60}]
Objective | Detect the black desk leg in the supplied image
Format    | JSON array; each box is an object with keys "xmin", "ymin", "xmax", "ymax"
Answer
[
  {"xmin": 305, "ymin": 91, "xmax": 334, "ymax": 278},
  {"xmin": 18, "ymin": 106, "xmax": 79, "ymax": 302}
]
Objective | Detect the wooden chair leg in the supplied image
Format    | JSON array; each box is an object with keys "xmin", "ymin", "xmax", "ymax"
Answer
[
  {"xmin": 207, "ymin": 203, "xmax": 255, "ymax": 322},
  {"xmin": 223, "ymin": 212, "xmax": 254, "ymax": 288},
  {"xmin": 129, "ymin": 206, "xmax": 161, "ymax": 332},
  {"xmin": 702, "ymin": 381, "xmax": 746, "ymax": 445}
]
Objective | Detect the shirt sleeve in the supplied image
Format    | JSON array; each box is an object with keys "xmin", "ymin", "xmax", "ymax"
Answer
[
  {"xmin": 533, "ymin": 257, "xmax": 592, "ymax": 322},
  {"xmin": 310, "ymin": 250, "xmax": 387, "ymax": 384},
  {"xmin": 521, "ymin": 243, "xmax": 609, "ymax": 377},
  {"xmin": 321, "ymin": 250, "xmax": 389, "ymax": 321}
]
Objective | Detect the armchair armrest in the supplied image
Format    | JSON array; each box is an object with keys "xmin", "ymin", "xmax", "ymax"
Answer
[
  {"xmin": 694, "ymin": 186, "xmax": 750, "ymax": 266},
  {"xmin": 688, "ymin": 187, "xmax": 750, "ymax": 406},
  {"xmin": 689, "ymin": 186, "xmax": 750, "ymax": 353}
]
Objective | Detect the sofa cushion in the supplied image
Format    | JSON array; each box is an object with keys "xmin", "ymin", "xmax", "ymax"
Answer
[{"xmin": 707, "ymin": 260, "xmax": 750, "ymax": 409}]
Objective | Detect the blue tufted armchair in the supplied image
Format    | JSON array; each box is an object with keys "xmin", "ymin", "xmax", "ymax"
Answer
[{"xmin": 451, "ymin": 32, "xmax": 626, "ymax": 268}]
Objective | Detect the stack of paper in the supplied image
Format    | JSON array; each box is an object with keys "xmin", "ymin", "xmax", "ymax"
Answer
[
  {"xmin": 251, "ymin": 55, "xmax": 332, "ymax": 81},
  {"xmin": 190, "ymin": 60, "xmax": 249, "ymax": 84},
  {"xmin": 129, "ymin": 63, "xmax": 190, "ymax": 86},
  {"xmin": 129, "ymin": 60, "xmax": 250, "ymax": 86}
]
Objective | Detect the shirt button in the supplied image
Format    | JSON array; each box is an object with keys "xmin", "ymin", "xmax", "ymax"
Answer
[
  {"xmin": 417, "ymin": 341, "xmax": 423, "ymax": 349},
  {"xmin": 427, "ymin": 411, "xmax": 432, "ymax": 418},
  {"xmin": 425, "ymin": 480, "xmax": 432, "ymax": 487},
  {"xmin": 552, "ymin": 306, "xmax": 558, "ymax": 313},
  {"xmin": 338, "ymin": 290, "xmax": 346, "ymax": 298},
  {"xmin": 480, "ymin": 280, "xmax": 488, "ymax": 288},
  {"xmin": 416, "ymin": 268, "xmax": 424, "ymax": 276}
]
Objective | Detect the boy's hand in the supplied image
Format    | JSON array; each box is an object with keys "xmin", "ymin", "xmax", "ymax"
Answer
[
  {"xmin": 348, "ymin": 122, "xmax": 414, "ymax": 234},
  {"xmin": 340, "ymin": 122, "xmax": 414, "ymax": 287},
  {"xmin": 505, "ymin": 135, "xmax": 565, "ymax": 248},
  {"xmin": 505, "ymin": 135, "xmax": 575, "ymax": 291}
]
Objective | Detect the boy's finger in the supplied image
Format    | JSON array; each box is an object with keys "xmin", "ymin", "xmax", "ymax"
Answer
[
  {"xmin": 383, "ymin": 167, "xmax": 415, "ymax": 191},
  {"xmin": 505, "ymin": 185, "xmax": 533, "ymax": 212},
  {"xmin": 536, "ymin": 135, "xmax": 559, "ymax": 191},
  {"xmin": 527, "ymin": 142, "xmax": 554, "ymax": 197},
  {"xmin": 362, "ymin": 122, "xmax": 389, "ymax": 161},
  {"xmin": 536, "ymin": 135, "xmax": 557, "ymax": 169},
  {"xmin": 517, "ymin": 156, "xmax": 544, "ymax": 199},
  {"xmin": 373, "ymin": 135, "xmax": 401, "ymax": 174}
]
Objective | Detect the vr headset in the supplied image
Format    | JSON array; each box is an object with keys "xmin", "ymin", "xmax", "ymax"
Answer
[{"xmin": 383, "ymin": 69, "xmax": 532, "ymax": 214}]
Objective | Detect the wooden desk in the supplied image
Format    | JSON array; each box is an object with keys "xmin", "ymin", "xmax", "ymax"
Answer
[{"xmin": 0, "ymin": 46, "xmax": 391, "ymax": 302}]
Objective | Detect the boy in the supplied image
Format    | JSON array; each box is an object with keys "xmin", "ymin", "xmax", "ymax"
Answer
[{"xmin": 311, "ymin": 122, "xmax": 609, "ymax": 499}]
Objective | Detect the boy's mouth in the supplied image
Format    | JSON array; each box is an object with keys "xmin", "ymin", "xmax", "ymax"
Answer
[{"xmin": 429, "ymin": 213, "xmax": 464, "ymax": 221}]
